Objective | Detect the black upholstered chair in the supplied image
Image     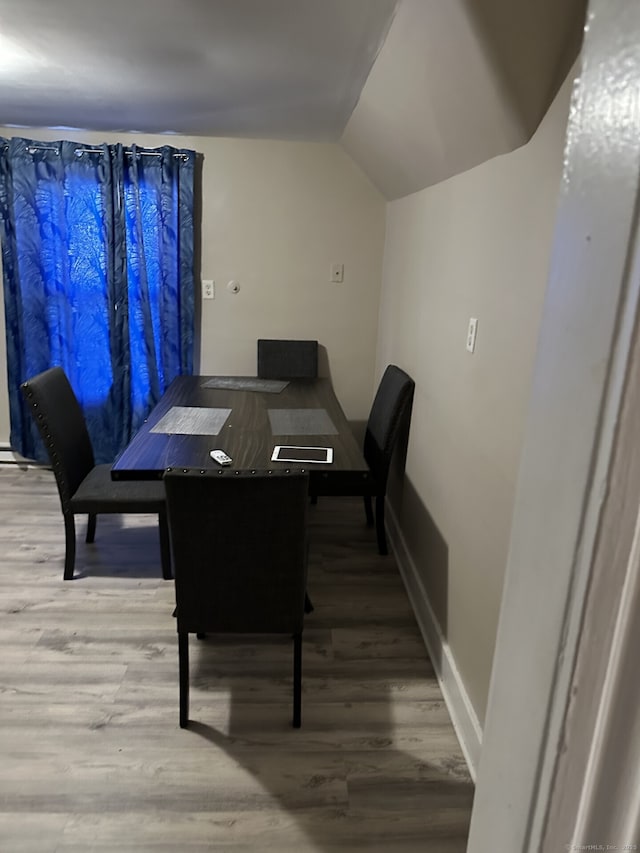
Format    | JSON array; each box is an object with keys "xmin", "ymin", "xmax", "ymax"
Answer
[
  {"xmin": 164, "ymin": 468, "xmax": 309, "ymax": 729},
  {"xmin": 20, "ymin": 366, "xmax": 171, "ymax": 582},
  {"xmin": 257, "ymin": 339, "xmax": 318, "ymax": 380},
  {"xmin": 362, "ymin": 365, "xmax": 415, "ymax": 556}
]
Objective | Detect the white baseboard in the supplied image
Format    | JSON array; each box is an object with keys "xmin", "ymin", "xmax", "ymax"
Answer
[
  {"xmin": 0, "ymin": 448, "xmax": 37, "ymax": 465},
  {"xmin": 386, "ymin": 502, "xmax": 483, "ymax": 781}
]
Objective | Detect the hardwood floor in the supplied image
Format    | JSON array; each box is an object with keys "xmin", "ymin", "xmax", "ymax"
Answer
[{"xmin": 0, "ymin": 464, "xmax": 473, "ymax": 852}]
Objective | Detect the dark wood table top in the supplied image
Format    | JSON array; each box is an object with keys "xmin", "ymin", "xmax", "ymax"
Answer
[{"xmin": 111, "ymin": 375, "xmax": 372, "ymax": 495}]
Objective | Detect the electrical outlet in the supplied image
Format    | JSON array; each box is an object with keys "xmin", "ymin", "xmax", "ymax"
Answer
[
  {"xmin": 466, "ymin": 317, "xmax": 478, "ymax": 353},
  {"xmin": 202, "ymin": 280, "xmax": 215, "ymax": 300}
]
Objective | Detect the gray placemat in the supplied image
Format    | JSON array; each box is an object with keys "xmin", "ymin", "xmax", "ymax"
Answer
[
  {"xmin": 268, "ymin": 408, "xmax": 338, "ymax": 436},
  {"xmin": 150, "ymin": 406, "xmax": 232, "ymax": 436},
  {"xmin": 201, "ymin": 377, "xmax": 288, "ymax": 393}
]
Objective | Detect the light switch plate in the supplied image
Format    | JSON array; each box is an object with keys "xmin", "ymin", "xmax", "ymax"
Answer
[
  {"xmin": 202, "ymin": 280, "xmax": 215, "ymax": 300},
  {"xmin": 466, "ymin": 317, "xmax": 478, "ymax": 352}
]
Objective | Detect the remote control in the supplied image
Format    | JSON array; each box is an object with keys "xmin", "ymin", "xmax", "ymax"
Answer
[{"xmin": 210, "ymin": 449, "xmax": 232, "ymax": 466}]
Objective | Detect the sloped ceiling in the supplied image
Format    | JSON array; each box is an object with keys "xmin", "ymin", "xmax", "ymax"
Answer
[
  {"xmin": 0, "ymin": 0, "xmax": 586, "ymax": 200},
  {"xmin": 341, "ymin": 0, "xmax": 586, "ymax": 199}
]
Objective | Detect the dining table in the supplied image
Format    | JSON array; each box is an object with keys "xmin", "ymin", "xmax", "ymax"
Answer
[{"xmin": 111, "ymin": 375, "xmax": 373, "ymax": 496}]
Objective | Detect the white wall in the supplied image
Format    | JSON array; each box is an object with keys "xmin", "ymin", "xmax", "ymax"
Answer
[
  {"xmin": 195, "ymin": 137, "xmax": 384, "ymax": 418},
  {"xmin": 0, "ymin": 130, "xmax": 386, "ymax": 443},
  {"xmin": 377, "ymin": 67, "xmax": 576, "ymax": 729}
]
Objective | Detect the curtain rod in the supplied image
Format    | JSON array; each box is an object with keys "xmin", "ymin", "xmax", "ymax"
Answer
[{"xmin": 0, "ymin": 142, "xmax": 189, "ymax": 161}]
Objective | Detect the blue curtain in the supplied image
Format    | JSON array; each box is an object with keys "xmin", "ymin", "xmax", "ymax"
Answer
[{"xmin": 0, "ymin": 137, "xmax": 195, "ymax": 463}]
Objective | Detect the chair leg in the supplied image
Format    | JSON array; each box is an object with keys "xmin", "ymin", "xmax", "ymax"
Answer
[
  {"xmin": 293, "ymin": 632, "xmax": 302, "ymax": 728},
  {"xmin": 158, "ymin": 509, "xmax": 172, "ymax": 580},
  {"xmin": 375, "ymin": 495, "xmax": 388, "ymax": 556},
  {"xmin": 86, "ymin": 513, "xmax": 97, "ymax": 544},
  {"xmin": 363, "ymin": 495, "xmax": 374, "ymax": 527},
  {"xmin": 63, "ymin": 514, "xmax": 76, "ymax": 581},
  {"xmin": 304, "ymin": 592, "xmax": 314, "ymax": 614},
  {"xmin": 179, "ymin": 632, "xmax": 189, "ymax": 728}
]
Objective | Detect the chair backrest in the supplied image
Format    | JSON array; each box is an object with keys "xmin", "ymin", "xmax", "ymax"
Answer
[
  {"xmin": 363, "ymin": 365, "xmax": 415, "ymax": 489},
  {"xmin": 257, "ymin": 339, "xmax": 318, "ymax": 380},
  {"xmin": 20, "ymin": 367, "xmax": 95, "ymax": 508},
  {"xmin": 164, "ymin": 469, "xmax": 309, "ymax": 635}
]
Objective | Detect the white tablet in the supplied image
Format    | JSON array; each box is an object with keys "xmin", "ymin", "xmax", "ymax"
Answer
[{"xmin": 271, "ymin": 445, "xmax": 333, "ymax": 464}]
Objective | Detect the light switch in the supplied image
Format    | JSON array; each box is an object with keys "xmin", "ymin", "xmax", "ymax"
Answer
[
  {"xmin": 466, "ymin": 317, "xmax": 478, "ymax": 353},
  {"xmin": 202, "ymin": 280, "xmax": 215, "ymax": 300}
]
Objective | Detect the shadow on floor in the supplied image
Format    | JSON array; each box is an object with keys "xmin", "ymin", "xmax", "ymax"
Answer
[{"xmin": 175, "ymin": 496, "xmax": 472, "ymax": 851}]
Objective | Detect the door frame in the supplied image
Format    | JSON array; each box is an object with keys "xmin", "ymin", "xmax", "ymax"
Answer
[{"xmin": 467, "ymin": 0, "xmax": 640, "ymax": 848}]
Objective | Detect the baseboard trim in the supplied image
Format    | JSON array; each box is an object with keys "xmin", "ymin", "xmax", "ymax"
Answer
[
  {"xmin": 0, "ymin": 448, "xmax": 38, "ymax": 466},
  {"xmin": 386, "ymin": 502, "xmax": 483, "ymax": 781}
]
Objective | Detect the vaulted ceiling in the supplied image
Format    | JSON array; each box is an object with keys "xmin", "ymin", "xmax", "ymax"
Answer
[{"xmin": 0, "ymin": 0, "xmax": 586, "ymax": 199}]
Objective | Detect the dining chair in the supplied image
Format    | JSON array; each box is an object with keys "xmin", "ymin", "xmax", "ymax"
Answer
[
  {"xmin": 164, "ymin": 468, "xmax": 309, "ymax": 729},
  {"xmin": 257, "ymin": 339, "xmax": 318, "ymax": 379},
  {"xmin": 310, "ymin": 365, "xmax": 414, "ymax": 555},
  {"xmin": 362, "ymin": 365, "xmax": 415, "ymax": 555},
  {"xmin": 20, "ymin": 366, "xmax": 171, "ymax": 581}
]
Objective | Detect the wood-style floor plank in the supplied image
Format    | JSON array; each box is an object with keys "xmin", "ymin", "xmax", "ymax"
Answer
[{"xmin": 0, "ymin": 465, "xmax": 473, "ymax": 851}]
